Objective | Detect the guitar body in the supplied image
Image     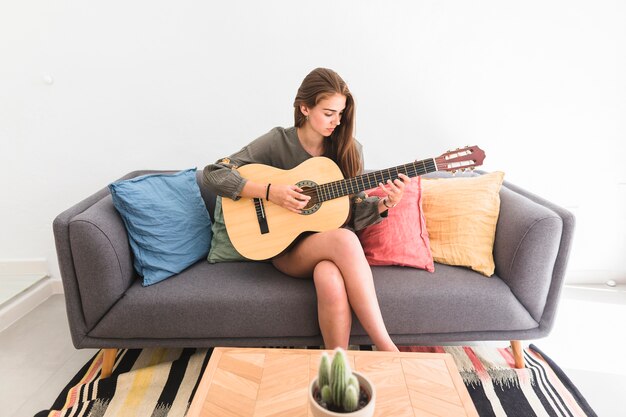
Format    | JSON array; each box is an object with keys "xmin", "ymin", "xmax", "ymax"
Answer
[{"xmin": 221, "ymin": 157, "xmax": 350, "ymax": 260}]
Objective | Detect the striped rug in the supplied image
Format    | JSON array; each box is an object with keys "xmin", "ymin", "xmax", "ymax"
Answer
[
  {"xmin": 35, "ymin": 347, "xmax": 211, "ymax": 417},
  {"xmin": 399, "ymin": 344, "xmax": 597, "ymax": 417},
  {"xmin": 35, "ymin": 344, "xmax": 596, "ymax": 417}
]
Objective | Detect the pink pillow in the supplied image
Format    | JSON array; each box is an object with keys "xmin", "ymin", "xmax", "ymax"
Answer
[{"xmin": 357, "ymin": 177, "xmax": 435, "ymax": 271}]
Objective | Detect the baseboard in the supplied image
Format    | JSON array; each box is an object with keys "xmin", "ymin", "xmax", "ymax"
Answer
[
  {"xmin": 0, "ymin": 277, "xmax": 59, "ymax": 332},
  {"xmin": 50, "ymin": 278, "xmax": 64, "ymax": 294},
  {"xmin": 0, "ymin": 259, "xmax": 48, "ymax": 276},
  {"xmin": 563, "ymin": 283, "xmax": 626, "ymax": 304},
  {"xmin": 565, "ymin": 269, "xmax": 625, "ymax": 286}
]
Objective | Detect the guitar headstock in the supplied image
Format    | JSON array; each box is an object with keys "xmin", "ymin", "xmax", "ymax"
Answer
[{"xmin": 435, "ymin": 146, "xmax": 485, "ymax": 173}]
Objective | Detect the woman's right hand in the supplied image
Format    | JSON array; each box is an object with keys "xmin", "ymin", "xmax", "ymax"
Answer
[{"xmin": 268, "ymin": 184, "xmax": 311, "ymax": 213}]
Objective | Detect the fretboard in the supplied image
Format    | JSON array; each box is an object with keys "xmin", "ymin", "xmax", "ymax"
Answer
[{"xmin": 315, "ymin": 158, "xmax": 437, "ymax": 202}]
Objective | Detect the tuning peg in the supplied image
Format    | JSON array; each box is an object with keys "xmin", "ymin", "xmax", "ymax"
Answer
[
  {"xmin": 470, "ymin": 167, "xmax": 475, "ymax": 171},
  {"xmin": 451, "ymin": 170, "xmax": 457, "ymax": 176}
]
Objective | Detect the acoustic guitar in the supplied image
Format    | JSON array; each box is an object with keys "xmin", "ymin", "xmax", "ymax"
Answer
[{"xmin": 222, "ymin": 146, "xmax": 485, "ymax": 260}]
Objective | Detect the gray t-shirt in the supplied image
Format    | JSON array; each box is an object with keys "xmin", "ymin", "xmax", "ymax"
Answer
[{"xmin": 202, "ymin": 126, "xmax": 386, "ymax": 231}]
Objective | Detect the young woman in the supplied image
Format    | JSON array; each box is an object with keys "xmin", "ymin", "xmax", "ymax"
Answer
[{"xmin": 203, "ymin": 68, "xmax": 410, "ymax": 351}]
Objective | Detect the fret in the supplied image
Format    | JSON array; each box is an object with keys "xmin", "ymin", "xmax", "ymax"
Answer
[{"xmin": 350, "ymin": 178, "xmax": 357, "ymax": 195}]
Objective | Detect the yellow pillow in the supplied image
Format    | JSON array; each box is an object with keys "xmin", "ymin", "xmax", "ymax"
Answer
[{"xmin": 421, "ymin": 171, "xmax": 504, "ymax": 276}]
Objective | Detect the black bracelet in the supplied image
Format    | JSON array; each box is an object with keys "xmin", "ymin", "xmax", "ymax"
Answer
[{"xmin": 266, "ymin": 183, "xmax": 271, "ymax": 201}]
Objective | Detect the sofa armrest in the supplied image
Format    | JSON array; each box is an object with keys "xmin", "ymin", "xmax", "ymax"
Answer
[
  {"xmin": 68, "ymin": 195, "xmax": 136, "ymax": 330},
  {"xmin": 53, "ymin": 171, "xmax": 160, "ymax": 346},
  {"xmin": 494, "ymin": 181, "xmax": 575, "ymax": 327}
]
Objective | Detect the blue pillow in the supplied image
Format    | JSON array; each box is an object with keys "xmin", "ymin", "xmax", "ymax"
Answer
[{"xmin": 109, "ymin": 169, "xmax": 212, "ymax": 286}]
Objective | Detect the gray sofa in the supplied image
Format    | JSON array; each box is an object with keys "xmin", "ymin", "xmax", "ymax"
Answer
[{"xmin": 53, "ymin": 169, "xmax": 575, "ymax": 375}]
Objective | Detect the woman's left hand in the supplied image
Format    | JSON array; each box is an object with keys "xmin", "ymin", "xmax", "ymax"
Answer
[{"xmin": 378, "ymin": 173, "xmax": 411, "ymax": 208}]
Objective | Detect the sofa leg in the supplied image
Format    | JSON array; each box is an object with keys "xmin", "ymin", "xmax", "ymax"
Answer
[
  {"xmin": 102, "ymin": 348, "xmax": 118, "ymax": 378},
  {"xmin": 510, "ymin": 340, "xmax": 524, "ymax": 368}
]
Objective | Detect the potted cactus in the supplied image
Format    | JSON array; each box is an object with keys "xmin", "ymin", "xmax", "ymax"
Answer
[{"xmin": 309, "ymin": 348, "xmax": 376, "ymax": 416}]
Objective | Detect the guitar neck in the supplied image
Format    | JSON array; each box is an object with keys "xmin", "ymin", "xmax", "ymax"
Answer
[{"xmin": 316, "ymin": 157, "xmax": 437, "ymax": 202}]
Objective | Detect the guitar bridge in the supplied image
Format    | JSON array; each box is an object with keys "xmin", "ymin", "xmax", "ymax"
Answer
[{"xmin": 253, "ymin": 198, "xmax": 269, "ymax": 234}]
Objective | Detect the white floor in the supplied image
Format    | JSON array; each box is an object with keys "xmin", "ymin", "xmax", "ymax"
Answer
[{"xmin": 0, "ymin": 285, "xmax": 624, "ymax": 417}]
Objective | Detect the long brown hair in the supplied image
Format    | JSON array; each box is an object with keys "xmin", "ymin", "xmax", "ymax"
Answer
[{"xmin": 293, "ymin": 68, "xmax": 360, "ymax": 178}]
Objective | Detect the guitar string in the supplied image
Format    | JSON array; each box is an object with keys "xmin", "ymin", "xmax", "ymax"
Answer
[
  {"xmin": 293, "ymin": 159, "xmax": 475, "ymax": 204},
  {"xmin": 295, "ymin": 161, "xmax": 440, "ymax": 202},
  {"xmin": 283, "ymin": 153, "xmax": 474, "ymax": 201}
]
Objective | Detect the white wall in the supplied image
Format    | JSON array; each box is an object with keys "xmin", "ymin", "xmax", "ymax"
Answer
[{"xmin": 1, "ymin": 0, "xmax": 624, "ymax": 284}]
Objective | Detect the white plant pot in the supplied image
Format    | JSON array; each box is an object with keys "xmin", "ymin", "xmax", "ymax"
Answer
[{"xmin": 309, "ymin": 371, "xmax": 376, "ymax": 417}]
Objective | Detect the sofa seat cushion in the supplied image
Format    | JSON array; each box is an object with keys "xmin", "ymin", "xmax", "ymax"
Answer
[
  {"xmin": 89, "ymin": 261, "xmax": 538, "ymax": 342},
  {"xmin": 88, "ymin": 261, "xmax": 320, "ymax": 340},
  {"xmin": 356, "ymin": 264, "xmax": 538, "ymax": 336}
]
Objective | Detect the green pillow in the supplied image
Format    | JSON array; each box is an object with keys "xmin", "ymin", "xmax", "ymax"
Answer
[{"xmin": 208, "ymin": 196, "xmax": 249, "ymax": 263}]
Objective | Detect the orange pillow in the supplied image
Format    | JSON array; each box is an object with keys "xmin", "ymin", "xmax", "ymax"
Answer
[
  {"xmin": 357, "ymin": 177, "xmax": 434, "ymax": 271},
  {"xmin": 421, "ymin": 171, "xmax": 504, "ymax": 276}
]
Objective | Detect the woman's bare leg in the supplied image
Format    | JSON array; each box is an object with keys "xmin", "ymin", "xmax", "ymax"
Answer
[
  {"xmin": 273, "ymin": 229, "xmax": 398, "ymax": 351},
  {"xmin": 313, "ymin": 260, "xmax": 352, "ymax": 349}
]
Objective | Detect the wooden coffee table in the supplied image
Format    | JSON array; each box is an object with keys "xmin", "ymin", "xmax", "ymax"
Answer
[{"xmin": 187, "ymin": 347, "xmax": 479, "ymax": 417}]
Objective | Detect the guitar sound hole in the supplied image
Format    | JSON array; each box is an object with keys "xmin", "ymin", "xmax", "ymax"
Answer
[
  {"xmin": 298, "ymin": 184, "xmax": 321, "ymax": 215},
  {"xmin": 302, "ymin": 187, "xmax": 319, "ymax": 209}
]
